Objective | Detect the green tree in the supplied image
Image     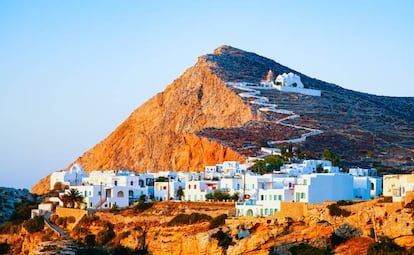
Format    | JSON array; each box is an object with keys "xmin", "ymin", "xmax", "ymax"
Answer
[
  {"xmin": 205, "ymin": 190, "xmax": 231, "ymax": 201},
  {"xmin": 322, "ymin": 149, "xmax": 340, "ymax": 166},
  {"xmin": 316, "ymin": 163, "xmax": 325, "ymax": 173},
  {"xmin": 253, "ymin": 155, "xmax": 286, "ymax": 175},
  {"xmin": 23, "ymin": 216, "xmax": 44, "ymax": 233},
  {"xmin": 265, "ymin": 155, "xmax": 285, "ymax": 172},
  {"xmin": 176, "ymin": 186, "xmax": 184, "ymax": 201},
  {"xmin": 252, "ymin": 160, "xmax": 267, "ymax": 175},
  {"xmin": 231, "ymin": 192, "xmax": 240, "ymax": 201},
  {"xmin": 10, "ymin": 203, "xmax": 32, "ymax": 221},
  {"xmin": 61, "ymin": 188, "xmax": 84, "ymax": 208}
]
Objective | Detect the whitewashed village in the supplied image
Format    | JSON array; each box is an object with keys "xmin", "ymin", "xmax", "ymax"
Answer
[
  {"xmin": 33, "ymin": 72, "xmax": 414, "ymax": 219},
  {"xmin": 34, "ymin": 154, "xmax": 414, "ymax": 218}
]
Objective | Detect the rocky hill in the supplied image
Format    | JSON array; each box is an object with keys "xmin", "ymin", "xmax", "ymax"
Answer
[
  {"xmin": 0, "ymin": 187, "xmax": 35, "ymax": 224},
  {"xmin": 33, "ymin": 45, "xmax": 414, "ymax": 194}
]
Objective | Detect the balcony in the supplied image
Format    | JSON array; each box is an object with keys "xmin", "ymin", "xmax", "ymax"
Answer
[{"xmin": 236, "ymin": 200, "xmax": 256, "ymax": 206}]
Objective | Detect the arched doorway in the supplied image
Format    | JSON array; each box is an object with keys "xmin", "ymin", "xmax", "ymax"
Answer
[{"xmin": 246, "ymin": 209, "xmax": 254, "ymax": 217}]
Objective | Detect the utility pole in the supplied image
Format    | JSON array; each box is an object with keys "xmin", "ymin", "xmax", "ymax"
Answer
[{"xmin": 243, "ymin": 170, "xmax": 246, "ymax": 202}]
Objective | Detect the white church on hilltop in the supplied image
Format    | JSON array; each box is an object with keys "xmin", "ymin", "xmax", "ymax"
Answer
[{"xmin": 259, "ymin": 70, "xmax": 321, "ymax": 97}]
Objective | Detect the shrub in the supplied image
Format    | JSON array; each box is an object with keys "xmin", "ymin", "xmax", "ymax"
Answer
[
  {"xmin": 0, "ymin": 242, "xmax": 10, "ymax": 255},
  {"xmin": 167, "ymin": 213, "xmax": 212, "ymax": 226},
  {"xmin": 77, "ymin": 248, "xmax": 109, "ymax": 255},
  {"xmin": 96, "ymin": 223, "xmax": 115, "ymax": 245},
  {"xmin": 367, "ymin": 236, "xmax": 406, "ymax": 255},
  {"xmin": 23, "ymin": 216, "xmax": 44, "ymax": 233},
  {"xmin": 67, "ymin": 216, "xmax": 76, "ymax": 224},
  {"xmin": 135, "ymin": 202, "xmax": 153, "ymax": 213},
  {"xmin": 50, "ymin": 214, "xmax": 58, "ymax": 224},
  {"xmin": 331, "ymin": 223, "xmax": 362, "ymax": 246},
  {"xmin": 80, "ymin": 215, "xmax": 100, "ymax": 226},
  {"xmin": 56, "ymin": 216, "xmax": 66, "ymax": 227},
  {"xmin": 209, "ymin": 214, "xmax": 227, "ymax": 229},
  {"xmin": 85, "ymin": 234, "xmax": 96, "ymax": 247},
  {"xmin": 0, "ymin": 221, "xmax": 20, "ymax": 234},
  {"xmin": 211, "ymin": 229, "xmax": 233, "ymax": 249},
  {"xmin": 10, "ymin": 203, "xmax": 32, "ymax": 222},
  {"xmin": 327, "ymin": 203, "xmax": 351, "ymax": 217},
  {"xmin": 111, "ymin": 245, "xmax": 149, "ymax": 255},
  {"xmin": 336, "ymin": 200, "xmax": 355, "ymax": 206},
  {"xmin": 289, "ymin": 243, "xmax": 330, "ymax": 255},
  {"xmin": 118, "ymin": 231, "xmax": 131, "ymax": 240}
]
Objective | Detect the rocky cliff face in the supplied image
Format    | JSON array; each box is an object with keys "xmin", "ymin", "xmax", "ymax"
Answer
[{"xmin": 33, "ymin": 45, "xmax": 414, "ymax": 194}]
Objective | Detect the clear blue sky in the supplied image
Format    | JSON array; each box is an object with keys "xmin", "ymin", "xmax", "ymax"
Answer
[{"xmin": 1, "ymin": 1, "xmax": 413, "ymax": 190}]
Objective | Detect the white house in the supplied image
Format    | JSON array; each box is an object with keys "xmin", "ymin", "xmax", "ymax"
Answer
[
  {"xmin": 50, "ymin": 164, "xmax": 88, "ymax": 190},
  {"xmin": 275, "ymin": 72, "xmax": 304, "ymax": 88},
  {"xmin": 280, "ymin": 160, "xmax": 338, "ymax": 176},
  {"xmin": 185, "ymin": 180, "xmax": 219, "ymax": 201},
  {"xmin": 236, "ymin": 173, "xmax": 296, "ymax": 217},
  {"xmin": 274, "ymin": 72, "xmax": 321, "ymax": 97},
  {"xmin": 51, "ymin": 166, "xmax": 156, "ymax": 209},
  {"xmin": 383, "ymin": 173, "xmax": 414, "ymax": 202},
  {"xmin": 219, "ymin": 177, "xmax": 242, "ymax": 196},
  {"xmin": 293, "ymin": 173, "xmax": 354, "ymax": 203},
  {"xmin": 349, "ymin": 167, "xmax": 378, "ymax": 177},
  {"xmin": 261, "ymin": 147, "xmax": 282, "ymax": 156},
  {"xmin": 349, "ymin": 168, "xmax": 382, "ymax": 200},
  {"xmin": 154, "ymin": 180, "xmax": 185, "ymax": 201}
]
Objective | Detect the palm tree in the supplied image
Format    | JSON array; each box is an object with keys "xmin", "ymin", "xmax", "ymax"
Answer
[{"xmin": 61, "ymin": 188, "xmax": 84, "ymax": 208}]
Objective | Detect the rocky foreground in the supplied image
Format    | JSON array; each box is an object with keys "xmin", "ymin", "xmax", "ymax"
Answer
[{"xmin": 2, "ymin": 199, "xmax": 414, "ymax": 255}]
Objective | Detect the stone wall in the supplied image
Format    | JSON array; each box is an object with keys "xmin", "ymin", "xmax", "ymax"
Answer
[
  {"xmin": 55, "ymin": 207, "xmax": 88, "ymax": 230},
  {"xmin": 274, "ymin": 202, "xmax": 308, "ymax": 221}
]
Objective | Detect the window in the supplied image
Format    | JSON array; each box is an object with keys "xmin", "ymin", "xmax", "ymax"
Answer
[
  {"xmin": 90, "ymin": 202, "xmax": 92, "ymax": 208},
  {"xmin": 188, "ymin": 184, "xmax": 191, "ymax": 189},
  {"xmin": 371, "ymin": 182, "xmax": 374, "ymax": 191},
  {"xmin": 300, "ymin": 192, "xmax": 305, "ymax": 199},
  {"xmin": 236, "ymin": 184, "xmax": 240, "ymax": 190},
  {"xmin": 278, "ymin": 195, "xmax": 282, "ymax": 200},
  {"xmin": 260, "ymin": 209, "xmax": 263, "ymax": 216},
  {"xmin": 130, "ymin": 181, "xmax": 134, "ymax": 186},
  {"xmin": 261, "ymin": 195, "xmax": 264, "ymax": 200},
  {"xmin": 98, "ymin": 191, "xmax": 102, "ymax": 196},
  {"xmin": 194, "ymin": 184, "xmax": 197, "ymax": 189},
  {"xmin": 273, "ymin": 195, "xmax": 277, "ymax": 200},
  {"xmin": 163, "ymin": 186, "xmax": 167, "ymax": 190},
  {"xmin": 114, "ymin": 180, "xmax": 118, "ymax": 186},
  {"xmin": 270, "ymin": 209, "xmax": 274, "ymax": 215},
  {"xmin": 84, "ymin": 191, "xmax": 87, "ymax": 197},
  {"xmin": 303, "ymin": 179, "xmax": 307, "ymax": 185}
]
